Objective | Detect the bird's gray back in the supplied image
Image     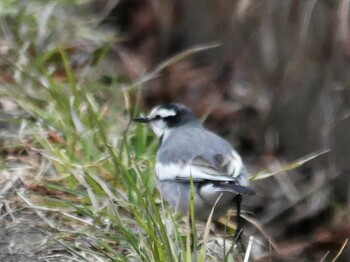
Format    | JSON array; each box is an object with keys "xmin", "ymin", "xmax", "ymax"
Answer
[{"xmin": 157, "ymin": 125, "xmax": 234, "ymax": 166}]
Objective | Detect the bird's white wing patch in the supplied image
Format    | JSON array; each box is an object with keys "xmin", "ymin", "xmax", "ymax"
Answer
[{"xmin": 155, "ymin": 160, "xmax": 235, "ymax": 182}]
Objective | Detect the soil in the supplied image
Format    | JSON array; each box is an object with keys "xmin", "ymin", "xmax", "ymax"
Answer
[
  {"xmin": 0, "ymin": 217, "xmax": 53, "ymax": 262},
  {"xmin": 0, "ymin": 115, "xmax": 64, "ymax": 262}
]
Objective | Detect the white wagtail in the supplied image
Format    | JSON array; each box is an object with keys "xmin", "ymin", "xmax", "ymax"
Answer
[{"xmin": 133, "ymin": 103, "xmax": 255, "ymax": 238}]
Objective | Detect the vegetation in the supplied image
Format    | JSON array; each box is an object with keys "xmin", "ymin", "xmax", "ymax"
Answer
[{"xmin": 0, "ymin": 1, "xmax": 348, "ymax": 261}]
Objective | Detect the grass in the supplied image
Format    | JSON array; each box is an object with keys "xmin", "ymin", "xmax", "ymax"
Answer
[{"xmin": 3, "ymin": 45, "xmax": 241, "ymax": 260}]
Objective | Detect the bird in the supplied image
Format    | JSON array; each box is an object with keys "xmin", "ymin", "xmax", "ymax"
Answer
[{"xmin": 133, "ymin": 103, "xmax": 255, "ymax": 241}]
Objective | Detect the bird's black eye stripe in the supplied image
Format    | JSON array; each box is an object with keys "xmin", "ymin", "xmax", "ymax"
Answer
[
  {"xmin": 150, "ymin": 115, "xmax": 162, "ymax": 121},
  {"xmin": 151, "ymin": 114, "xmax": 177, "ymax": 122}
]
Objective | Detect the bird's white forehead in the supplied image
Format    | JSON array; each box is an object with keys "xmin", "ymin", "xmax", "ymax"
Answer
[{"xmin": 149, "ymin": 106, "xmax": 177, "ymax": 118}]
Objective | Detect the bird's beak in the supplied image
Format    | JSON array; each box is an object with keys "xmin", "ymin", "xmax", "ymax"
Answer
[{"xmin": 133, "ymin": 116, "xmax": 150, "ymax": 123}]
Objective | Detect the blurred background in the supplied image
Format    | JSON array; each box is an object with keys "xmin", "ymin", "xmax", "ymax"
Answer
[
  {"xmin": 98, "ymin": 1, "xmax": 350, "ymax": 259},
  {"xmin": 1, "ymin": 0, "xmax": 349, "ymax": 261}
]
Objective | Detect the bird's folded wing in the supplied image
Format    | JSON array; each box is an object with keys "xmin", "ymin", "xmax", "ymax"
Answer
[{"xmin": 156, "ymin": 154, "xmax": 242, "ymax": 182}]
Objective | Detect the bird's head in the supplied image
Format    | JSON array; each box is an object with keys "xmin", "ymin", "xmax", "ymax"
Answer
[{"xmin": 133, "ymin": 103, "xmax": 199, "ymax": 138}]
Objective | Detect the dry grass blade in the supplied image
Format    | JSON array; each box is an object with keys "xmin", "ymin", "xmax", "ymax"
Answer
[
  {"xmin": 32, "ymin": 227, "xmax": 89, "ymax": 261},
  {"xmin": 14, "ymin": 204, "xmax": 94, "ymax": 226},
  {"xmin": 0, "ymin": 173, "xmax": 20, "ymax": 196},
  {"xmin": 320, "ymin": 250, "xmax": 330, "ymax": 262},
  {"xmin": 250, "ymin": 149, "xmax": 329, "ymax": 181},
  {"xmin": 126, "ymin": 43, "xmax": 220, "ymax": 91},
  {"xmin": 241, "ymin": 214, "xmax": 279, "ymax": 253},
  {"xmin": 198, "ymin": 193, "xmax": 223, "ymax": 261},
  {"xmin": 17, "ymin": 192, "xmax": 56, "ymax": 229},
  {"xmin": 331, "ymin": 238, "xmax": 348, "ymax": 262},
  {"xmin": 243, "ymin": 236, "xmax": 254, "ymax": 262}
]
